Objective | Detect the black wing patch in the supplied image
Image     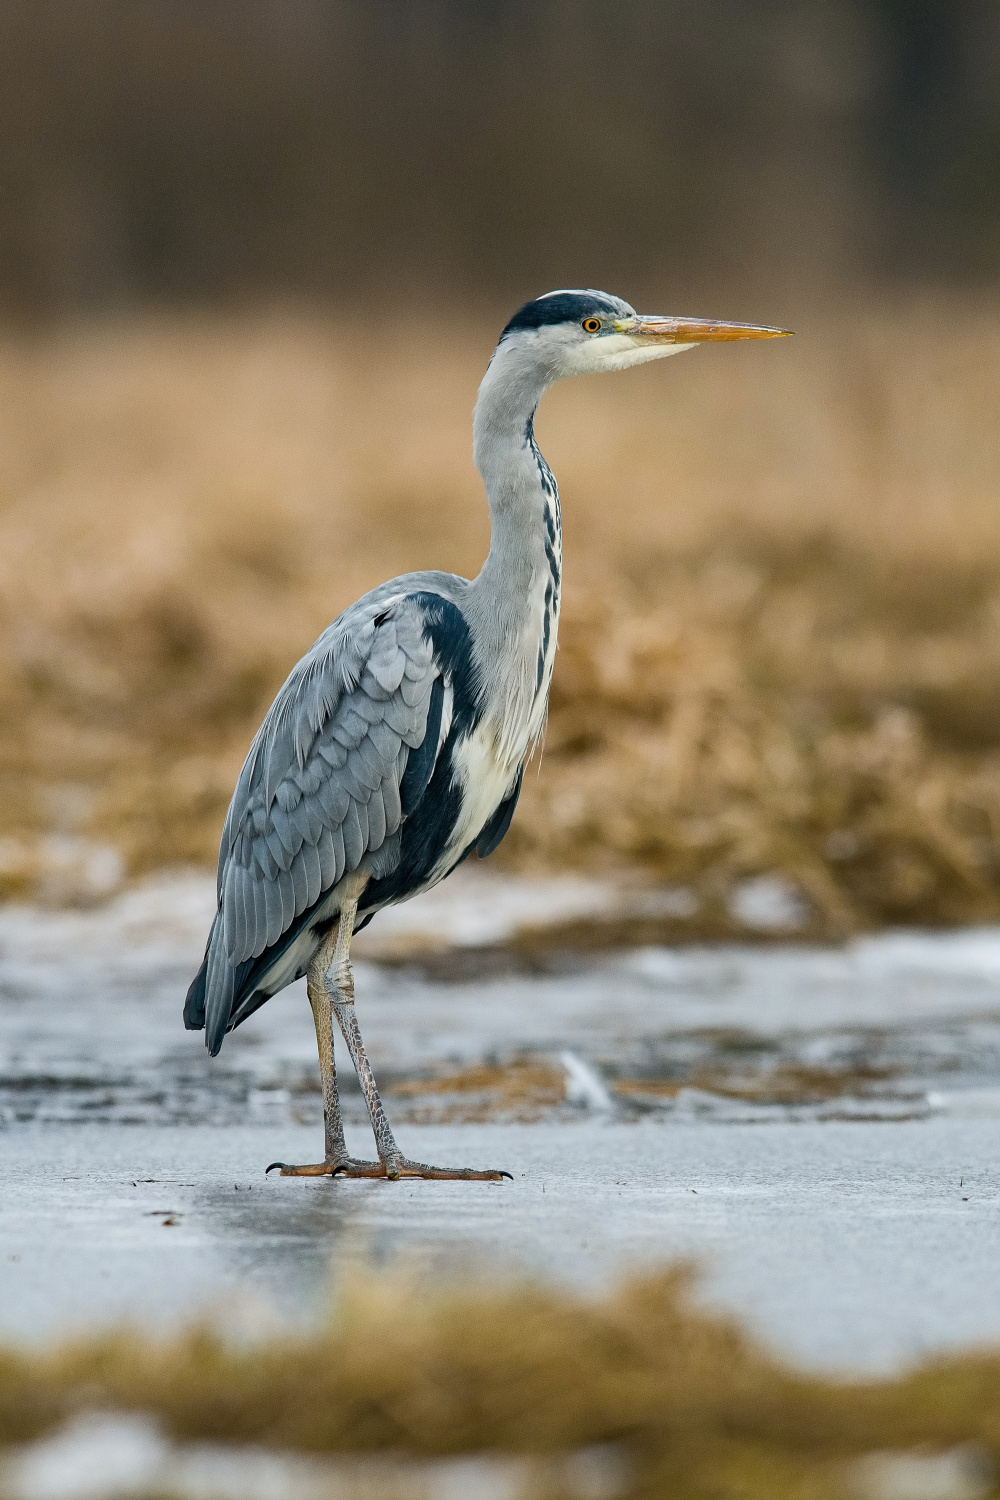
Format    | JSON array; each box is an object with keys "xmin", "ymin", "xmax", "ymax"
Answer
[
  {"xmin": 400, "ymin": 676, "xmax": 445, "ymax": 815},
  {"xmin": 189, "ymin": 591, "xmax": 485, "ymax": 1054},
  {"xmin": 183, "ymin": 950, "xmax": 208, "ymax": 1030},
  {"xmin": 476, "ymin": 764, "xmax": 524, "ymax": 858}
]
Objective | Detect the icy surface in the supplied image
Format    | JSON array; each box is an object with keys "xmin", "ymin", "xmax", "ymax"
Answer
[
  {"xmin": 3, "ymin": 1117, "xmax": 999, "ymax": 1374},
  {"xmin": 3, "ymin": 870, "xmax": 1000, "ymax": 1371}
]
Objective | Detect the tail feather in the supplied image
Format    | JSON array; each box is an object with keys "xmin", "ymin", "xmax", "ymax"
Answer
[
  {"xmin": 184, "ymin": 914, "xmax": 236, "ymax": 1056},
  {"xmin": 204, "ymin": 938, "xmax": 237, "ymax": 1056},
  {"xmin": 183, "ymin": 956, "xmax": 208, "ymax": 1031}
]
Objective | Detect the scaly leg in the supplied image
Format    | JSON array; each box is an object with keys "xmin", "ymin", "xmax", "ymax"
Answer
[
  {"xmin": 328, "ymin": 894, "xmax": 510, "ymax": 1182},
  {"xmin": 266, "ymin": 915, "xmax": 382, "ymax": 1178}
]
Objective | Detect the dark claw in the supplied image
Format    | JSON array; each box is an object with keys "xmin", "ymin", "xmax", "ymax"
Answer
[
  {"xmin": 265, "ymin": 1162, "xmax": 286, "ymax": 1175},
  {"xmin": 499, "ymin": 1171, "xmax": 514, "ymax": 1180}
]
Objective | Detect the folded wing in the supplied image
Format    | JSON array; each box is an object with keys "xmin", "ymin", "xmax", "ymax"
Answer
[{"xmin": 220, "ymin": 593, "xmax": 444, "ymax": 964}]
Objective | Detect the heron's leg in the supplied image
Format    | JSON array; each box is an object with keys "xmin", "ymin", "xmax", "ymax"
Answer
[
  {"xmin": 265, "ymin": 921, "xmax": 382, "ymax": 1178},
  {"xmin": 309, "ymin": 951, "xmax": 349, "ymax": 1164},
  {"xmin": 329, "ymin": 897, "xmax": 511, "ymax": 1183}
]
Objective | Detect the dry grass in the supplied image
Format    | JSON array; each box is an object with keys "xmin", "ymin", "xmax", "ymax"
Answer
[
  {"xmin": 612, "ymin": 1062, "xmax": 897, "ymax": 1107},
  {"xmin": 2, "ymin": 1266, "xmax": 1000, "ymax": 1498},
  {"xmin": 384, "ymin": 1058, "xmax": 900, "ymax": 1122},
  {"xmin": 3, "ymin": 297, "xmax": 1000, "ymax": 927},
  {"xmin": 387, "ymin": 1056, "xmax": 568, "ymax": 1123}
]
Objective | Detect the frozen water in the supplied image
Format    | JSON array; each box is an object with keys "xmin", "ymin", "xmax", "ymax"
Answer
[
  {"xmin": 727, "ymin": 873, "xmax": 809, "ymax": 931},
  {"xmin": 3, "ymin": 1116, "xmax": 998, "ymax": 1374},
  {"xmin": 2, "ymin": 869, "xmax": 1000, "ymax": 1372}
]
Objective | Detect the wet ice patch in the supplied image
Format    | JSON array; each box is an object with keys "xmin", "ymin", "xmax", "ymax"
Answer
[
  {"xmin": 353, "ymin": 866, "xmax": 616, "ymax": 956},
  {"xmin": 4, "ymin": 870, "xmax": 1000, "ymax": 1131},
  {"xmin": 927, "ymin": 1088, "xmax": 1000, "ymax": 1117},
  {"xmin": 661, "ymin": 1086, "xmax": 928, "ymax": 1125},
  {"xmin": 728, "ymin": 874, "xmax": 809, "ymax": 932},
  {"xmin": 852, "ymin": 928, "xmax": 1000, "ymax": 981},
  {"xmin": 846, "ymin": 1444, "xmax": 994, "ymax": 1500},
  {"xmin": 0, "ymin": 835, "xmax": 125, "ymax": 906},
  {"xmin": 560, "ymin": 1051, "xmax": 614, "ymax": 1113}
]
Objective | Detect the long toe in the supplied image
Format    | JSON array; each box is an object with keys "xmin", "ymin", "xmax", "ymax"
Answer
[
  {"xmin": 266, "ymin": 1158, "xmax": 384, "ymax": 1177},
  {"xmin": 329, "ymin": 1158, "xmax": 388, "ymax": 1178},
  {"xmin": 266, "ymin": 1161, "xmax": 335, "ymax": 1176},
  {"xmin": 387, "ymin": 1158, "xmax": 512, "ymax": 1181}
]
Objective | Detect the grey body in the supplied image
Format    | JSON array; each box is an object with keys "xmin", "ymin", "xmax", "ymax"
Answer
[
  {"xmin": 185, "ymin": 289, "xmax": 788, "ymax": 1062},
  {"xmin": 186, "ymin": 294, "xmax": 618, "ymax": 1054}
]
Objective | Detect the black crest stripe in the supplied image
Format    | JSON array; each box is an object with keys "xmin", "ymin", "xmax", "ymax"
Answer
[{"xmin": 501, "ymin": 292, "xmax": 622, "ymax": 340}]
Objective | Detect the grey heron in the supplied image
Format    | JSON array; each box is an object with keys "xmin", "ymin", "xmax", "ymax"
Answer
[{"xmin": 185, "ymin": 290, "xmax": 790, "ymax": 1180}]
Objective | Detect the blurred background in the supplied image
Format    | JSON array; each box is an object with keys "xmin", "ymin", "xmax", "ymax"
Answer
[
  {"xmin": 7, "ymin": 16, "xmax": 1000, "ymax": 1474},
  {"xmin": 3, "ymin": 0, "xmax": 1000, "ymax": 312},
  {"xmin": 2, "ymin": 0, "xmax": 1000, "ymax": 933}
]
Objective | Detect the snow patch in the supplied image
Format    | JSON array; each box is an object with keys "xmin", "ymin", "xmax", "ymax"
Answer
[{"xmin": 0, "ymin": 1414, "xmax": 626, "ymax": 1500}]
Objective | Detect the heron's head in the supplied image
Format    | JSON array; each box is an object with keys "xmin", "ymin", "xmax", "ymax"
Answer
[{"xmin": 495, "ymin": 289, "xmax": 791, "ymax": 382}]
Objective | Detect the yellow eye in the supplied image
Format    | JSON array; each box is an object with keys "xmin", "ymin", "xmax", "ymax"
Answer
[{"xmin": 582, "ymin": 318, "xmax": 601, "ymax": 333}]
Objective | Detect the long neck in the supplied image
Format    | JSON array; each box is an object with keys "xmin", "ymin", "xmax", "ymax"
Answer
[{"xmin": 465, "ymin": 344, "xmax": 563, "ymax": 762}]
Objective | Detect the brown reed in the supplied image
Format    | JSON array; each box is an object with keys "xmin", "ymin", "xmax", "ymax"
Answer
[
  {"xmin": 2, "ymin": 298, "xmax": 999, "ymax": 929},
  {"xmin": 1, "ymin": 1266, "xmax": 999, "ymax": 1499}
]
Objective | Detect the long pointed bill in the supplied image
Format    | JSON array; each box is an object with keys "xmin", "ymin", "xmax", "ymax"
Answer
[{"xmin": 621, "ymin": 315, "xmax": 793, "ymax": 344}]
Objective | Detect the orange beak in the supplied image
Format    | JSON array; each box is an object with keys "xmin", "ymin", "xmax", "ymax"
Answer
[{"xmin": 620, "ymin": 315, "xmax": 793, "ymax": 343}]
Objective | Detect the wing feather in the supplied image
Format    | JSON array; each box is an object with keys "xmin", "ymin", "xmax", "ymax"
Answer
[
  {"xmin": 353, "ymin": 736, "xmax": 386, "ymax": 789},
  {"xmin": 400, "ymin": 673, "xmax": 429, "ymax": 708},
  {"xmin": 293, "ymin": 760, "xmax": 325, "ymax": 797},
  {"xmin": 264, "ymin": 875, "xmax": 285, "ymax": 949},
  {"xmin": 240, "ymin": 867, "xmax": 255, "ymax": 958},
  {"xmin": 270, "ymin": 805, "xmax": 302, "ymax": 859},
  {"xmin": 367, "ymin": 783, "xmax": 386, "ymax": 848},
  {"xmin": 367, "ymin": 719, "xmax": 398, "ymax": 762},
  {"xmin": 341, "ymin": 789, "xmax": 366, "ymax": 871},
  {"xmin": 330, "ymin": 823, "xmax": 346, "ymax": 885},
  {"xmin": 226, "ymin": 868, "xmax": 246, "ymax": 960},
  {"xmin": 382, "ymin": 773, "xmax": 401, "ymax": 836},
  {"xmin": 317, "ymin": 827, "xmax": 337, "ymax": 888},
  {"xmin": 317, "ymin": 739, "xmax": 347, "ymax": 770},
  {"xmin": 298, "ymin": 839, "xmax": 322, "ymax": 909},
  {"xmin": 252, "ymin": 835, "xmax": 279, "ymax": 881},
  {"xmin": 206, "ymin": 594, "xmax": 463, "ymax": 1022},
  {"xmin": 277, "ymin": 868, "xmax": 295, "ymax": 930},
  {"xmin": 264, "ymin": 827, "xmax": 289, "ymax": 873},
  {"xmin": 339, "ymin": 762, "xmax": 374, "ymax": 804},
  {"xmin": 381, "ymin": 696, "xmax": 423, "ymax": 741},
  {"xmin": 316, "ymin": 778, "xmax": 350, "ymax": 825},
  {"xmin": 352, "ymin": 797, "xmax": 369, "ymax": 857},
  {"xmin": 251, "ymin": 878, "xmax": 269, "ymax": 959}
]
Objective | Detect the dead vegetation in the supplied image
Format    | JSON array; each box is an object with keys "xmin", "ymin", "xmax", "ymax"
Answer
[
  {"xmin": 2, "ymin": 299, "xmax": 1000, "ymax": 929},
  {"xmin": 384, "ymin": 1057, "xmax": 902, "ymax": 1122},
  {"xmin": 1, "ymin": 1266, "xmax": 1000, "ymax": 1499},
  {"xmin": 612, "ymin": 1062, "xmax": 897, "ymax": 1107},
  {"xmin": 387, "ymin": 1056, "xmax": 567, "ymax": 1124}
]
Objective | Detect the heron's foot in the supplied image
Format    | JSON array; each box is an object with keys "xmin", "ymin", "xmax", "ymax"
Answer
[
  {"xmin": 380, "ymin": 1155, "xmax": 512, "ymax": 1182},
  {"xmin": 265, "ymin": 1156, "xmax": 383, "ymax": 1178}
]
